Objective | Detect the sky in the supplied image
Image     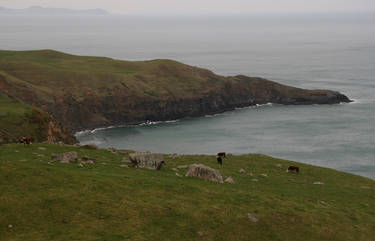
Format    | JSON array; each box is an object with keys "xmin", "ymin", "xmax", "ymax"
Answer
[{"xmin": 1, "ymin": 0, "xmax": 375, "ymax": 15}]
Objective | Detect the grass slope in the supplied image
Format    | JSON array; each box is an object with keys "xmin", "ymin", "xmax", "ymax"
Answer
[
  {"xmin": 0, "ymin": 93, "xmax": 46, "ymax": 143},
  {"xmin": 0, "ymin": 49, "xmax": 219, "ymax": 100},
  {"xmin": 1, "ymin": 143, "xmax": 374, "ymax": 241}
]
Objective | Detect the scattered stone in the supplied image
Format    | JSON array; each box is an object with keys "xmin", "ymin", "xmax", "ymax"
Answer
[
  {"xmin": 120, "ymin": 158, "xmax": 131, "ymax": 163},
  {"xmin": 251, "ymin": 178, "xmax": 258, "ymax": 182},
  {"xmin": 177, "ymin": 165, "xmax": 189, "ymax": 169},
  {"xmin": 197, "ymin": 231, "xmax": 204, "ymax": 237},
  {"xmin": 172, "ymin": 168, "xmax": 178, "ymax": 171},
  {"xmin": 225, "ymin": 176, "xmax": 235, "ymax": 184},
  {"xmin": 276, "ymin": 164, "xmax": 282, "ymax": 168},
  {"xmin": 319, "ymin": 200, "xmax": 330, "ymax": 206},
  {"xmin": 19, "ymin": 159, "xmax": 27, "ymax": 162},
  {"xmin": 185, "ymin": 164, "xmax": 223, "ymax": 183},
  {"xmin": 14, "ymin": 150, "xmax": 19, "ymax": 153},
  {"xmin": 78, "ymin": 163, "xmax": 84, "ymax": 168},
  {"xmin": 81, "ymin": 156, "xmax": 96, "ymax": 164},
  {"xmin": 175, "ymin": 172, "xmax": 182, "ymax": 177},
  {"xmin": 313, "ymin": 182, "xmax": 324, "ymax": 185},
  {"xmin": 118, "ymin": 150, "xmax": 129, "ymax": 154},
  {"xmin": 51, "ymin": 152, "xmax": 78, "ymax": 163},
  {"xmin": 81, "ymin": 144, "xmax": 98, "ymax": 150},
  {"xmin": 8, "ymin": 224, "xmax": 13, "ymax": 229},
  {"xmin": 120, "ymin": 164, "xmax": 129, "ymax": 168},
  {"xmin": 129, "ymin": 152, "xmax": 166, "ymax": 170},
  {"xmin": 247, "ymin": 172, "xmax": 254, "ymax": 177},
  {"xmin": 247, "ymin": 213, "xmax": 259, "ymax": 222},
  {"xmin": 260, "ymin": 174, "xmax": 268, "ymax": 178},
  {"xmin": 239, "ymin": 168, "xmax": 247, "ymax": 174},
  {"xmin": 38, "ymin": 147, "xmax": 47, "ymax": 151},
  {"xmin": 107, "ymin": 147, "xmax": 117, "ymax": 154},
  {"xmin": 360, "ymin": 186, "xmax": 371, "ymax": 189},
  {"xmin": 169, "ymin": 154, "xmax": 180, "ymax": 159}
]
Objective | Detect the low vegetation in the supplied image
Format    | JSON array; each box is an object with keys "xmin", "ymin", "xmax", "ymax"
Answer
[{"xmin": 1, "ymin": 143, "xmax": 374, "ymax": 241}]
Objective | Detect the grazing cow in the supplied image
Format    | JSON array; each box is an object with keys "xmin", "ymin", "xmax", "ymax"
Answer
[
  {"xmin": 287, "ymin": 165, "xmax": 299, "ymax": 173},
  {"xmin": 217, "ymin": 152, "xmax": 226, "ymax": 158},
  {"xmin": 21, "ymin": 137, "xmax": 32, "ymax": 147},
  {"xmin": 217, "ymin": 156, "xmax": 223, "ymax": 166}
]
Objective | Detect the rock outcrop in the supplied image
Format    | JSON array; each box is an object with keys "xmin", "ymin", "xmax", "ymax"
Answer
[
  {"xmin": 51, "ymin": 152, "xmax": 78, "ymax": 163},
  {"xmin": 185, "ymin": 164, "xmax": 224, "ymax": 183},
  {"xmin": 129, "ymin": 152, "xmax": 165, "ymax": 170}
]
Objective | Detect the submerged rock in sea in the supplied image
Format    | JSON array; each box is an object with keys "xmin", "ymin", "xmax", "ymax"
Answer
[
  {"xmin": 185, "ymin": 164, "xmax": 224, "ymax": 183},
  {"xmin": 129, "ymin": 152, "xmax": 165, "ymax": 170}
]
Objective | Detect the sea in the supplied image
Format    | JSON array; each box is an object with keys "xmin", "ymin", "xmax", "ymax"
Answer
[{"xmin": 1, "ymin": 13, "xmax": 374, "ymax": 179}]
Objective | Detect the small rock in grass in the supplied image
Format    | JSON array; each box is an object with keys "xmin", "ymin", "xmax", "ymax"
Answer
[
  {"xmin": 78, "ymin": 163, "xmax": 84, "ymax": 168},
  {"xmin": 197, "ymin": 231, "xmax": 204, "ymax": 237},
  {"xmin": 129, "ymin": 152, "xmax": 166, "ymax": 170},
  {"xmin": 225, "ymin": 176, "xmax": 235, "ymax": 184},
  {"xmin": 175, "ymin": 172, "xmax": 182, "ymax": 177},
  {"xmin": 260, "ymin": 174, "xmax": 268, "ymax": 178},
  {"xmin": 107, "ymin": 147, "xmax": 117, "ymax": 154},
  {"xmin": 120, "ymin": 164, "xmax": 129, "ymax": 168},
  {"xmin": 52, "ymin": 152, "xmax": 78, "ymax": 163},
  {"xmin": 247, "ymin": 213, "xmax": 259, "ymax": 222},
  {"xmin": 14, "ymin": 150, "xmax": 19, "ymax": 153},
  {"xmin": 251, "ymin": 178, "xmax": 258, "ymax": 182},
  {"xmin": 8, "ymin": 224, "xmax": 13, "ymax": 228},
  {"xmin": 177, "ymin": 165, "xmax": 189, "ymax": 169},
  {"xmin": 247, "ymin": 172, "xmax": 254, "ymax": 176},
  {"xmin": 239, "ymin": 168, "xmax": 247, "ymax": 174},
  {"xmin": 120, "ymin": 158, "xmax": 131, "ymax": 163},
  {"xmin": 172, "ymin": 168, "xmax": 178, "ymax": 171},
  {"xmin": 276, "ymin": 164, "xmax": 282, "ymax": 168},
  {"xmin": 81, "ymin": 144, "xmax": 98, "ymax": 150},
  {"xmin": 38, "ymin": 147, "xmax": 46, "ymax": 151},
  {"xmin": 81, "ymin": 156, "xmax": 96, "ymax": 164},
  {"xmin": 313, "ymin": 182, "xmax": 324, "ymax": 185},
  {"xmin": 185, "ymin": 164, "xmax": 223, "ymax": 183},
  {"xmin": 319, "ymin": 200, "xmax": 330, "ymax": 206}
]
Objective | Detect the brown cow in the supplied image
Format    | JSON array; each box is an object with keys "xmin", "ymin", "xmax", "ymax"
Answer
[
  {"xmin": 217, "ymin": 152, "xmax": 226, "ymax": 158},
  {"xmin": 286, "ymin": 165, "xmax": 299, "ymax": 173},
  {"xmin": 21, "ymin": 137, "xmax": 32, "ymax": 147}
]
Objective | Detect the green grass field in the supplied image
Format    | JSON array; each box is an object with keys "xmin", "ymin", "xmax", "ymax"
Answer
[
  {"xmin": 0, "ymin": 93, "xmax": 45, "ymax": 143},
  {"xmin": 1, "ymin": 143, "xmax": 374, "ymax": 241}
]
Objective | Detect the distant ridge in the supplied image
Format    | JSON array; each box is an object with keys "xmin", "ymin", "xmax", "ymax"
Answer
[{"xmin": 0, "ymin": 6, "xmax": 109, "ymax": 15}]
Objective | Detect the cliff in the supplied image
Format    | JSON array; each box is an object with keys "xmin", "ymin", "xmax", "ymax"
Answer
[
  {"xmin": 0, "ymin": 49, "xmax": 351, "ymax": 134},
  {"xmin": 0, "ymin": 93, "xmax": 76, "ymax": 144}
]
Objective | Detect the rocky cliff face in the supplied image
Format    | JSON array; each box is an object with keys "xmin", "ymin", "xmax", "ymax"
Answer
[
  {"xmin": 40, "ymin": 75, "xmax": 350, "ymax": 131},
  {"xmin": 0, "ymin": 50, "xmax": 351, "ymax": 135}
]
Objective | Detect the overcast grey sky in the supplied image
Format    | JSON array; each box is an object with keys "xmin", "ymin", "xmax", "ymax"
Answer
[{"xmin": 2, "ymin": 0, "xmax": 375, "ymax": 14}]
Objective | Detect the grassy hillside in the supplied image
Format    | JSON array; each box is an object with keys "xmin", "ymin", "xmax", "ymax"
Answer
[
  {"xmin": 0, "ymin": 93, "xmax": 75, "ymax": 144},
  {"xmin": 1, "ymin": 143, "xmax": 374, "ymax": 241},
  {"xmin": 0, "ymin": 50, "xmax": 350, "ymax": 132}
]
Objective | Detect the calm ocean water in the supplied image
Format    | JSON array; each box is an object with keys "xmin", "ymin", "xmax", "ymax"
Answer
[{"xmin": 1, "ymin": 14, "xmax": 374, "ymax": 179}]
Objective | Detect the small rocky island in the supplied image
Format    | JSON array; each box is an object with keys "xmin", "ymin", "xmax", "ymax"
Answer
[{"xmin": 0, "ymin": 50, "xmax": 351, "ymax": 143}]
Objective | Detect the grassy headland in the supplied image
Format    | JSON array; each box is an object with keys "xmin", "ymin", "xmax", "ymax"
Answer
[
  {"xmin": 0, "ymin": 49, "xmax": 350, "ymax": 138},
  {"xmin": 0, "ymin": 143, "xmax": 374, "ymax": 241}
]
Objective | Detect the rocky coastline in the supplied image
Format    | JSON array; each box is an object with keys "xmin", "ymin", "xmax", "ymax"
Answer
[{"xmin": 0, "ymin": 50, "xmax": 351, "ymax": 143}]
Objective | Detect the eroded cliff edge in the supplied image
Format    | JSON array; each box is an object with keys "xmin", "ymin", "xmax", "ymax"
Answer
[{"xmin": 0, "ymin": 50, "xmax": 350, "ymax": 138}]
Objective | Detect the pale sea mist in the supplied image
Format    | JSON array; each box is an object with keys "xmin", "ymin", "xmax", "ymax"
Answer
[{"xmin": 1, "ymin": 13, "xmax": 374, "ymax": 179}]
